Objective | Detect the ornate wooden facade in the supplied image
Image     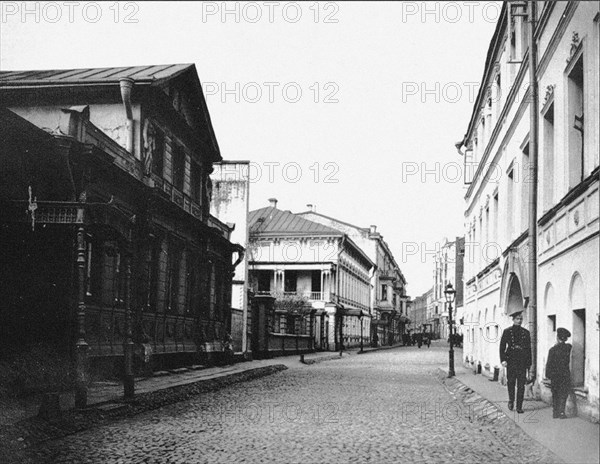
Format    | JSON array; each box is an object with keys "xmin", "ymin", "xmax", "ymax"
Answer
[{"xmin": 0, "ymin": 65, "xmax": 242, "ymax": 405}]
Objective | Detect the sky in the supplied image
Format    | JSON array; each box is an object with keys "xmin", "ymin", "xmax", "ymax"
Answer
[{"xmin": 0, "ymin": 1, "xmax": 500, "ymax": 296}]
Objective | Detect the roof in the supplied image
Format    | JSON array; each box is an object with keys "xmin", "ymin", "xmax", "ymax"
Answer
[
  {"xmin": 0, "ymin": 64, "xmax": 194, "ymax": 86},
  {"xmin": 0, "ymin": 63, "xmax": 222, "ymax": 161},
  {"xmin": 296, "ymin": 210, "xmax": 369, "ymax": 233},
  {"xmin": 248, "ymin": 207, "xmax": 343, "ymax": 237}
]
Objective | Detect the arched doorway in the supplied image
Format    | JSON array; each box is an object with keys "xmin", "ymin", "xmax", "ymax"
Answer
[{"xmin": 506, "ymin": 275, "xmax": 526, "ymax": 325}]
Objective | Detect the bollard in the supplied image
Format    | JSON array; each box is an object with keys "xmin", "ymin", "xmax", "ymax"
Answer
[{"xmin": 492, "ymin": 367, "xmax": 500, "ymax": 381}]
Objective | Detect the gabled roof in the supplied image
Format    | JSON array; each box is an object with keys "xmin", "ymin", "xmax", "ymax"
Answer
[
  {"xmin": 249, "ymin": 207, "xmax": 343, "ymax": 237},
  {"xmin": 0, "ymin": 64, "xmax": 194, "ymax": 86},
  {"xmin": 0, "ymin": 64, "xmax": 221, "ymax": 161}
]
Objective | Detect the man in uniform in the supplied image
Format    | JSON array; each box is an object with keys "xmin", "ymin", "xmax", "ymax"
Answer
[
  {"xmin": 499, "ymin": 311, "xmax": 532, "ymax": 413},
  {"xmin": 545, "ymin": 327, "xmax": 572, "ymax": 419}
]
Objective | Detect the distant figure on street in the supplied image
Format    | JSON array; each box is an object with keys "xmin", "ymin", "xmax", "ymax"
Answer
[
  {"xmin": 417, "ymin": 332, "xmax": 423, "ymax": 349},
  {"xmin": 545, "ymin": 327, "xmax": 572, "ymax": 419},
  {"xmin": 499, "ymin": 312, "xmax": 532, "ymax": 414}
]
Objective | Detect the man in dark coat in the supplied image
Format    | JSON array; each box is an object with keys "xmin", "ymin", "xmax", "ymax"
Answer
[
  {"xmin": 499, "ymin": 312, "xmax": 532, "ymax": 413},
  {"xmin": 545, "ymin": 327, "xmax": 572, "ymax": 419}
]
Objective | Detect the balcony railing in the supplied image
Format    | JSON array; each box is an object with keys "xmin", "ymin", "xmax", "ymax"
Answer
[{"xmin": 255, "ymin": 290, "xmax": 334, "ymax": 301}]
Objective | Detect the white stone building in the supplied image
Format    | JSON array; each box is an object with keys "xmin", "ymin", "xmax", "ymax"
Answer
[
  {"xmin": 297, "ymin": 208, "xmax": 409, "ymax": 346},
  {"xmin": 210, "ymin": 161, "xmax": 251, "ymax": 355},
  {"xmin": 456, "ymin": 1, "xmax": 599, "ymax": 421},
  {"xmin": 248, "ymin": 199, "xmax": 374, "ymax": 351}
]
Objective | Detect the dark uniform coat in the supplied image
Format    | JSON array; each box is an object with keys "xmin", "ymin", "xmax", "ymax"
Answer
[
  {"xmin": 545, "ymin": 342, "xmax": 572, "ymax": 382},
  {"xmin": 545, "ymin": 342, "xmax": 572, "ymax": 417},
  {"xmin": 499, "ymin": 325, "xmax": 532, "ymax": 369}
]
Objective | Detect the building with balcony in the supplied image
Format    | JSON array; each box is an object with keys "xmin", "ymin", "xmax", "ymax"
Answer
[
  {"xmin": 0, "ymin": 65, "xmax": 243, "ymax": 405},
  {"xmin": 248, "ymin": 199, "xmax": 374, "ymax": 352},
  {"xmin": 297, "ymin": 208, "xmax": 409, "ymax": 346},
  {"xmin": 455, "ymin": 2, "xmax": 599, "ymax": 421}
]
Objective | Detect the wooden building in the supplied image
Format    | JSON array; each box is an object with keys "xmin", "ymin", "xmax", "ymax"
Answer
[{"xmin": 0, "ymin": 65, "xmax": 243, "ymax": 406}]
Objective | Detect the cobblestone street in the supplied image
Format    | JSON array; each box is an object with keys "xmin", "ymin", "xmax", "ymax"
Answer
[{"xmin": 15, "ymin": 345, "xmax": 560, "ymax": 464}]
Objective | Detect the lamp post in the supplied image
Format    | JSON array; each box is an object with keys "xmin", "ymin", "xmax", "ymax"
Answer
[{"xmin": 444, "ymin": 283, "xmax": 456, "ymax": 377}]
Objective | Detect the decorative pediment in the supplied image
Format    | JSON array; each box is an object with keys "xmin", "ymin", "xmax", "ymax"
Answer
[
  {"xmin": 566, "ymin": 32, "xmax": 580, "ymax": 65},
  {"xmin": 543, "ymin": 84, "xmax": 555, "ymax": 105}
]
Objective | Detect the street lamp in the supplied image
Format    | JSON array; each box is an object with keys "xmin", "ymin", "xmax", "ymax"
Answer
[{"xmin": 444, "ymin": 283, "xmax": 456, "ymax": 377}]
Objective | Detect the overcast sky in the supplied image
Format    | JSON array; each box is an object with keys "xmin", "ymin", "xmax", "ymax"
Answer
[{"xmin": 1, "ymin": 1, "xmax": 500, "ymax": 296}]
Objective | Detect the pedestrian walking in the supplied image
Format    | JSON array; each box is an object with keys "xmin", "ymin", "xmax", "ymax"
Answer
[
  {"xmin": 545, "ymin": 327, "xmax": 572, "ymax": 419},
  {"xmin": 499, "ymin": 311, "xmax": 532, "ymax": 414},
  {"xmin": 417, "ymin": 332, "xmax": 423, "ymax": 349}
]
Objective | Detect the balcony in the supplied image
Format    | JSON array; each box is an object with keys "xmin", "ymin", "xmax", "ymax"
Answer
[{"xmin": 255, "ymin": 290, "xmax": 335, "ymax": 302}]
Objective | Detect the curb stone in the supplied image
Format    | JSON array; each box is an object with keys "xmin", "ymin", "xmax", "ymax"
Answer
[{"xmin": 434, "ymin": 368, "xmax": 564, "ymax": 463}]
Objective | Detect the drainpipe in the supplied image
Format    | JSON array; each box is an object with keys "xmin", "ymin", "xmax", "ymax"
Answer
[
  {"xmin": 527, "ymin": 0, "xmax": 539, "ymax": 382},
  {"xmin": 119, "ymin": 77, "xmax": 135, "ymax": 155}
]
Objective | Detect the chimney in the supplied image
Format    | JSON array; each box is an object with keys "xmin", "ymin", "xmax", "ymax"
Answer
[
  {"xmin": 268, "ymin": 198, "xmax": 278, "ymax": 208},
  {"xmin": 370, "ymin": 225, "xmax": 377, "ymax": 234},
  {"xmin": 306, "ymin": 203, "xmax": 316, "ymax": 212},
  {"xmin": 119, "ymin": 77, "xmax": 135, "ymax": 154}
]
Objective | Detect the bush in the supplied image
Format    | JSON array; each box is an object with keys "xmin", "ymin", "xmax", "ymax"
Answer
[
  {"xmin": 274, "ymin": 294, "xmax": 312, "ymax": 316},
  {"xmin": 0, "ymin": 344, "xmax": 74, "ymax": 398}
]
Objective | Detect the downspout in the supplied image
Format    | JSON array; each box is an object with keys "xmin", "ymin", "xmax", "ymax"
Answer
[
  {"xmin": 527, "ymin": 0, "xmax": 539, "ymax": 382},
  {"xmin": 119, "ymin": 78, "xmax": 135, "ymax": 155}
]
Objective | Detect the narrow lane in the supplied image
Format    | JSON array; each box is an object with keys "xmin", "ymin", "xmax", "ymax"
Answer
[{"xmin": 29, "ymin": 345, "xmax": 559, "ymax": 464}]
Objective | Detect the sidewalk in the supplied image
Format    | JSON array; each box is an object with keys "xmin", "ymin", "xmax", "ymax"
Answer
[
  {"xmin": 0, "ymin": 349, "xmax": 353, "ymax": 429},
  {"xmin": 453, "ymin": 361, "xmax": 599, "ymax": 464}
]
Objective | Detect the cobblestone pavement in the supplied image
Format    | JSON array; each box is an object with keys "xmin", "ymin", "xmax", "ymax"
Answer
[{"xmin": 16, "ymin": 346, "xmax": 561, "ymax": 464}]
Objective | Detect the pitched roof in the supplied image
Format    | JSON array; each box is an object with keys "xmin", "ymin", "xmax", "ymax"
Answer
[
  {"xmin": 0, "ymin": 64, "xmax": 194, "ymax": 86},
  {"xmin": 248, "ymin": 207, "xmax": 342, "ymax": 237}
]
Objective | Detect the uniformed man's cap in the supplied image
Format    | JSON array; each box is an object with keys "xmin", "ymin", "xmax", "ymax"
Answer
[
  {"xmin": 557, "ymin": 327, "xmax": 571, "ymax": 340},
  {"xmin": 510, "ymin": 311, "xmax": 523, "ymax": 318}
]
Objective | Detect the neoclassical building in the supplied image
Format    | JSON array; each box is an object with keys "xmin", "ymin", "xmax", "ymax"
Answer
[
  {"xmin": 297, "ymin": 208, "xmax": 409, "ymax": 346},
  {"xmin": 456, "ymin": 2, "xmax": 599, "ymax": 421},
  {"xmin": 248, "ymin": 199, "xmax": 374, "ymax": 352}
]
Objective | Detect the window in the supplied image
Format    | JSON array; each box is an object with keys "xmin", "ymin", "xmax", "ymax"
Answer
[
  {"xmin": 543, "ymin": 103, "xmax": 555, "ymax": 210},
  {"xmin": 257, "ymin": 271, "xmax": 271, "ymax": 293},
  {"xmin": 152, "ymin": 130, "xmax": 165, "ymax": 177},
  {"xmin": 166, "ymin": 240, "xmax": 183, "ymax": 313},
  {"xmin": 381, "ymin": 284, "xmax": 388, "ymax": 301},
  {"xmin": 521, "ymin": 142, "xmax": 530, "ymax": 232},
  {"xmin": 172, "ymin": 144, "xmax": 186, "ymax": 191},
  {"xmin": 284, "ymin": 271, "xmax": 297, "ymax": 293},
  {"xmin": 186, "ymin": 251, "xmax": 202, "ymax": 316},
  {"xmin": 567, "ymin": 55, "xmax": 584, "ymax": 187},
  {"xmin": 485, "ymin": 206, "xmax": 490, "ymax": 246},
  {"xmin": 190, "ymin": 161, "xmax": 202, "ymax": 203},
  {"xmin": 507, "ymin": 166, "xmax": 515, "ymax": 241},
  {"xmin": 311, "ymin": 270, "xmax": 321, "ymax": 293},
  {"xmin": 493, "ymin": 192, "xmax": 499, "ymax": 244}
]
